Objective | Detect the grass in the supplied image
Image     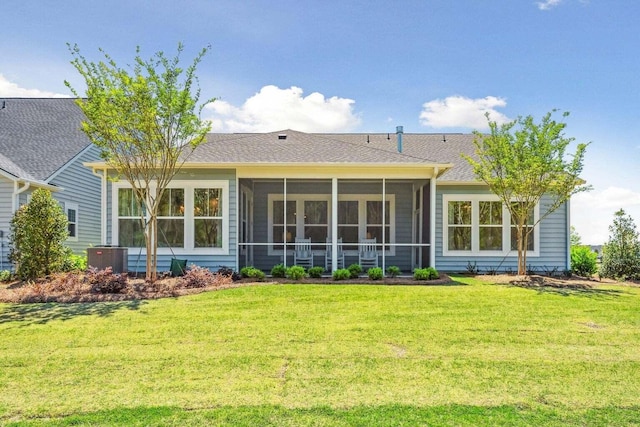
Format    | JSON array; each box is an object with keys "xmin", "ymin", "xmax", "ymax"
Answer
[{"xmin": 1, "ymin": 276, "xmax": 639, "ymax": 426}]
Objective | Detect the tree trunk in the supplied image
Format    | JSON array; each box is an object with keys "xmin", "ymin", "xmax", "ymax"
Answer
[
  {"xmin": 517, "ymin": 224, "xmax": 525, "ymax": 275},
  {"xmin": 145, "ymin": 218, "xmax": 152, "ymax": 282},
  {"xmin": 145, "ymin": 215, "xmax": 158, "ymax": 282},
  {"xmin": 522, "ymin": 226, "xmax": 529, "ymax": 276}
]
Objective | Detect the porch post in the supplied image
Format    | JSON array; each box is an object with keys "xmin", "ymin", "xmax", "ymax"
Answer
[
  {"xmin": 382, "ymin": 178, "xmax": 386, "ymax": 273},
  {"xmin": 430, "ymin": 168, "xmax": 438, "ymax": 268},
  {"xmin": 283, "ymin": 178, "xmax": 288, "ymax": 268},
  {"xmin": 331, "ymin": 178, "xmax": 338, "ymax": 272}
]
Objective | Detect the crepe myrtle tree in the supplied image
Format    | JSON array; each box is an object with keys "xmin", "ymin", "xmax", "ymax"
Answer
[
  {"xmin": 464, "ymin": 111, "xmax": 591, "ymax": 275},
  {"xmin": 66, "ymin": 43, "xmax": 214, "ymax": 281}
]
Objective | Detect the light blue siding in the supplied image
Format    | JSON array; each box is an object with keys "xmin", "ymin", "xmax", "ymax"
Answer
[
  {"xmin": 0, "ymin": 177, "xmax": 13, "ymax": 270},
  {"xmin": 49, "ymin": 145, "xmax": 103, "ymax": 254},
  {"xmin": 435, "ymin": 185, "xmax": 569, "ymax": 273},
  {"xmin": 106, "ymin": 169, "xmax": 237, "ymax": 273}
]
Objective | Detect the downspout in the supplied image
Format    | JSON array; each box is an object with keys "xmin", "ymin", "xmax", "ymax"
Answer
[
  {"xmin": 12, "ymin": 181, "xmax": 30, "ymax": 213},
  {"xmin": 92, "ymin": 168, "xmax": 108, "ymax": 245},
  {"xmin": 430, "ymin": 168, "xmax": 438, "ymax": 268}
]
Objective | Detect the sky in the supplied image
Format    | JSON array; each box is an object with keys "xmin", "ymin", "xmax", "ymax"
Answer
[{"xmin": 1, "ymin": 0, "xmax": 639, "ymax": 245}]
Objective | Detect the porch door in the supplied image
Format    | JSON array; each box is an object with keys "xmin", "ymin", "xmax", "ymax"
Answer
[
  {"xmin": 412, "ymin": 185, "xmax": 422, "ymax": 270},
  {"xmin": 240, "ymin": 185, "xmax": 254, "ymax": 267}
]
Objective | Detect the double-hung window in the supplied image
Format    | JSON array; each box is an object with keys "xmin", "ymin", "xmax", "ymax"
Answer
[
  {"xmin": 194, "ymin": 188, "xmax": 224, "ymax": 248},
  {"xmin": 447, "ymin": 201, "xmax": 472, "ymax": 251},
  {"xmin": 113, "ymin": 181, "xmax": 228, "ymax": 254},
  {"xmin": 65, "ymin": 202, "xmax": 79, "ymax": 242},
  {"xmin": 117, "ymin": 188, "xmax": 146, "ymax": 247},
  {"xmin": 443, "ymin": 195, "xmax": 538, "ymax": 256},
  {"xmin": 158, "ymin": 188, "xmax": 184, "ymax": 247},
  {"xmin": 479, "ymin": 201, "xmax": 502, "ymax": 251}
]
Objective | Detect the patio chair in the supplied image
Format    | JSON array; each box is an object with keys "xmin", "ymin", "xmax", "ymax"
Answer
[
  {"xmin": 325, "ymin": 237, "xmax": 345, "ymax": 271},
  {"xmin": 294, "ymin": 237, "xmax": 314, "ymax": 269},
  {"xmin": 359, "ymin": 238, "xmax": 379, "ymax": 269}
]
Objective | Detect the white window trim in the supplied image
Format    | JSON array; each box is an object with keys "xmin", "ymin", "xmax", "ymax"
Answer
[
  {"xmin": 112, "ymin": 180, "xmax": 229, "ymax": 255},
  {"xmin": 267, "ymin": 193, "xmax": 396, "ymax": 256},
  {"xmin": 442, "ymin": 194, "xmax": 539, "ymax": 257},
  {"xmin": 65, "ymin": 202, "xmax": 79, "ymax": 242}
]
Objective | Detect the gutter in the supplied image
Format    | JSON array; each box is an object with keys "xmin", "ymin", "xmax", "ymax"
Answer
[{"xmin": 83, "ymin": 160, "xmax": 455, "ymax": 170}]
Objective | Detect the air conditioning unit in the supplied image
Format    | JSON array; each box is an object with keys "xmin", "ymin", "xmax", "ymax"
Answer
[{"xmin": 87, "ymin": 246, "xmax": 128, "ymax": 273}]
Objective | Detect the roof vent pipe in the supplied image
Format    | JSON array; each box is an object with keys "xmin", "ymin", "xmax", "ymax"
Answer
[{"xmin": 396, "ymin": 125, "xmax": 403, "ymax": 153}]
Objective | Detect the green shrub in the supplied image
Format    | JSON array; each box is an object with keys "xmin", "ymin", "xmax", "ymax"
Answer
[
  {"xmin": 308, "ymin": 266, "xmax": 324, "ymax": 278},
  {"xmin": 270, "ymin": 263, "xmax": 286, "ymax": 278},
  {"xmin": 244, "ymin": 267, "xmax": 265, "ymax": 281},
  {"xmin": 0, "ymin": 270, "xmax": 11, "ymax": 282},
  {"xmin": 347, "ymin": 264, "xmax": 362, "ymax": 279},
  {"xmin": 286, "ymin": 266, "xmax": 307, "ymax": 280},
  {"xmin": 61, "ymin": 251, "xmax": 88, "ymax": 272},
  {"xmin": 414, "ymin": 267, "xmax": 439, "ymax": 280},
  {"xmin": 600, "ymin": 209, "xmax": 640, "ymax": 280},
  {"xmin": 368, "ymin": 267, "xmax": 384, "ymax": 280},
  {"xmin": 332, "ymin": 268, "xmax": 351, "ymax": 280},
  {"xmin": 386, "ymin": 266, "xmax": 401, "ymax": 277},
  {"xmin": 8, "ymin": 189, "xmax": 70, "ymax": 280},
  {"xmin": 240, "ymin": 266, "xmax": 253, "ymax": 278},
  {"xmin": 570, "ymin": 245, "xmax": 598, "ymax": 277}
]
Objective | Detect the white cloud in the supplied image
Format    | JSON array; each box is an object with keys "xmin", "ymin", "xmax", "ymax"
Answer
[
  {"xmin": 0, "ymin": 74, "xmax": 68, "ymax": 98},
  {"xmin": 537, "ymin": 0, "xmax": 562, "ymax": 10},
  {"xmin": 571, "ymin": 186, "xmax": 640, "ymax": 245},
  {"xmin": 204, "ymin": 85, "xmax": 361, "ymax": 132},
  {"xmin": 419, "ymin": 95, "xmax": 510, "ymax": 130}
]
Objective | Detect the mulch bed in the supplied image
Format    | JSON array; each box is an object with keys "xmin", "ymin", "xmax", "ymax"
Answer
[
  {"xmin": 0, "ymin": 274, "xmax": 454, "ymax": 304},
  {"xmin": 5, "ymin": 273, "xmax": 634, "ymax": 304}
]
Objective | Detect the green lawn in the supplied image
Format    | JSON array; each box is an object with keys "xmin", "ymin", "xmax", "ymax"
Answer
[{"xmin": 1, "ymin": 276, "xmax": 639, "ymax": 426}]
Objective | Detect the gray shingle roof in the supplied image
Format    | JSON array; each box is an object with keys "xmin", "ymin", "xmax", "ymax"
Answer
[
  {"xmin": 0, "ymin": 98, "xmax": 480, "ymax": 183},
  {"xmin": 0, "ymin": 98, "xmax": 91, "ymax": 181},
  {"xmin": 194, "ymin": 130, "xmax": 480, "ymax": 181}
]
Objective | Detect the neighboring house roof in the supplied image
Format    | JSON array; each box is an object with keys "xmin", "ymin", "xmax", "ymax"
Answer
[
  {"xmin": 0, "ymin": 151, "xmax": 37, "ymax": 181},
  {"xmin": 193, "ymin": 130, "xmax": 480, "ymax": 181},
  {"xmin": 0, "ymin": 98, "xmax": 91, "ymax": 182}
]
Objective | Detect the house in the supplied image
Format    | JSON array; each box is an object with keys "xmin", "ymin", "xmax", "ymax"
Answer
[
  {"xmin": 86, "ymin": 127, "xmax": 571, "ymax": 275},
  {"xmin": 0, "ymin": 98, "xmax": 103, "ymax": 270}
]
